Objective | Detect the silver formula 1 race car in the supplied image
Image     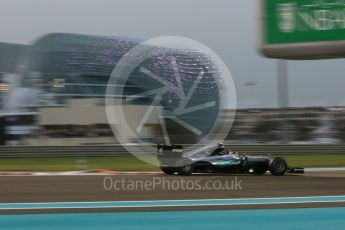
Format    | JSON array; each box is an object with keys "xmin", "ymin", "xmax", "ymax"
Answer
[{"xmin": 157, "ymin": 143, "xmax": 304, "ymax": 176}]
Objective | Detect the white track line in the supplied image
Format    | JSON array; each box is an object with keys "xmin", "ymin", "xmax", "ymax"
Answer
[{"xmin": 0, "ymin": 195, "xmax": 345, "ymax": 210}]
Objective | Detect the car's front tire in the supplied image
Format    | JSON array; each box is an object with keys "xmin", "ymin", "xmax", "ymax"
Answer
[
  {"xmin": 269, "ymin": 157, "xmax": 288, "ymax": 176},
  {"xmin": 160, "ymin": 166, "xmax": 176, "ymax": 175}
]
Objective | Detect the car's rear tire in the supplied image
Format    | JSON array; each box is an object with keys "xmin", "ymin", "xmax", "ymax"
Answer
[
  {"xmin": 160, "ymin": 166, "xmax": 176, "ymax": 175},
  {"xmin": 269, "ymin": 157, "xmax": 288, "ymax": 176},
  {"xmin": 177, "ymin": 158, "xmax": 194, "ymax": 175}
]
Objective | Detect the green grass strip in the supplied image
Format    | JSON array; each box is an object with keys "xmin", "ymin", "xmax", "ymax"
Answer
[{"xmin": 0, "ymin": 154, "xmax": 344, "ymax": 171}]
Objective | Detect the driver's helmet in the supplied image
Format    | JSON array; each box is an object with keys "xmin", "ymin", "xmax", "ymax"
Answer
[{"xmin": 217, "ymin": 142, "xmax": 224, "ymax": 151}]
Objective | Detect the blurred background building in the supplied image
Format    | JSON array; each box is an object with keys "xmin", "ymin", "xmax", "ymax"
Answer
[
  {"xmin": 0, "ymin": 33, "xmax": 344, "ymax": 146},
  {"xmin": 0, "ymin": 33, "xmax": 224, "ymax": 145},
  {"xmin": 0, "ymin": 42, "xmax": 27, "ymax": 108}
]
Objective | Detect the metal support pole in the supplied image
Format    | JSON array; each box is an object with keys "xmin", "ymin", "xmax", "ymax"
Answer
[
  {"xmin": 277, "ymin": 60, "xmax": 289, "ymax": 143},
  {"xmin": 277, "ymin": 60, "xmax": 289, "ymax": 108}
]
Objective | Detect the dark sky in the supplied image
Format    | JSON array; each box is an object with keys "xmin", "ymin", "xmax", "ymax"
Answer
[{"xmin": 1, "ymin": 0, "xmax": 344, "ymax": 108}]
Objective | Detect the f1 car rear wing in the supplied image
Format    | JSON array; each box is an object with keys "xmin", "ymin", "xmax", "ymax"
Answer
[
  {"xmin": 157, "ymin": 144, "xmax": 184, "ymax": 166},
  {"xmin": 157, "ymin": 144, "xmax": 183, "ymax": 152}
]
